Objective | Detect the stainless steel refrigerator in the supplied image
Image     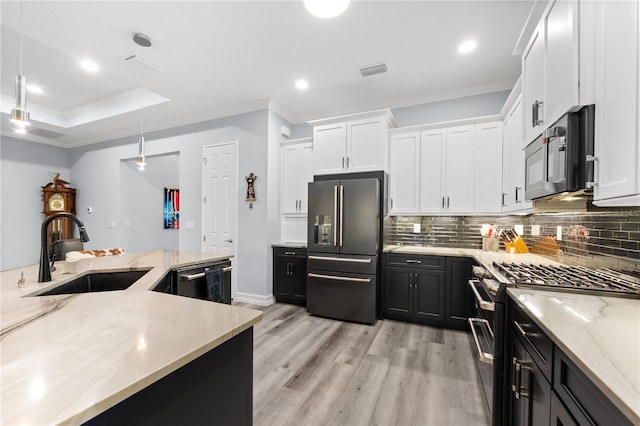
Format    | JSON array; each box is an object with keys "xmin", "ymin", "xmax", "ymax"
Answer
[{"xmin": 306, "ymin": 172, "xmax": 386, "ymax": 324}]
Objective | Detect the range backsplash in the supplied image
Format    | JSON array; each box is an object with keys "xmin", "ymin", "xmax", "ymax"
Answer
[{"xmin": 387, "ymin": 210, "xmax": 640, "ymax": 272}]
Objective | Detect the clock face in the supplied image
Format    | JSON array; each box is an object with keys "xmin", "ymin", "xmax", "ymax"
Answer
[{"xmin": 49, "ymin": 193, "xmax": 65, "ymax": 211}]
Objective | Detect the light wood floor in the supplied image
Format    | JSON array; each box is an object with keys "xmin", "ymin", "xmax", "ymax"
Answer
[{"xmin": 235, "ymin": 302, "xmax": 490, "ymax": 426}]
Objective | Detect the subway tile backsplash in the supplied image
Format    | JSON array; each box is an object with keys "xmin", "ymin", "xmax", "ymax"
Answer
[{"xmin": 387, "ymin": 210, "xmax": 640, "ymax": 272}]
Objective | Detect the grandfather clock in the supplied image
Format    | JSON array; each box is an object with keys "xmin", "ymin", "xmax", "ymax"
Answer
[{"xmin": 42, "ymin": 174, "xmax": 77, "ymax": 246}]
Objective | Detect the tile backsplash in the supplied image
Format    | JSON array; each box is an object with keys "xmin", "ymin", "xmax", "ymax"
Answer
[{"xmin": 387, "ymin": 210, "xmax": 640, "ymax": 272}]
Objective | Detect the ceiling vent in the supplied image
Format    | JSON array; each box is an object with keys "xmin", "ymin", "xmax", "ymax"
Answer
[
  {"xmin": 125, "ymin": 54, "xmax": 166, "ymax": 77},
  {"xmin": 358, "ymin": 63, "xmax": 388, "ymax": 77}
]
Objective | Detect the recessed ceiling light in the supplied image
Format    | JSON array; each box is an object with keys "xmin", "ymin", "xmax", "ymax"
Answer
[
  {"xmin": 458, "ymin": 40, "xmax": 477, "ymax": 54},
  {"xmin": 295, "ymin": 79, "xmax": 309, "ymax": 90},
  {"xmin": 304, "ymin": 0, "xmax": 350, "ymax": 18},
  {"xmin": 27, "ymin": 84, "xmax": 43, "ymax": 94},
  {"xmin": 80, "ymin": 59, "xmax": 99, "ymax": 72}
]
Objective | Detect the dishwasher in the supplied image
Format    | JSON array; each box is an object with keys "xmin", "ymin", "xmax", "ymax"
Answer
[{"xmin": 173, "ymin": 259, "xmax": 232, "ymax": 304}]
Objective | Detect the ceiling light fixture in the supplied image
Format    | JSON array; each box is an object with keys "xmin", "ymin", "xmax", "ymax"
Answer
[
  {"xmin": 11, "ymin": 1, "xmax": 30, "ymax": 128},
  {"xmin": 304, "ymin": 0, "xmax": 350, "ymax": 18},
  {"xmin": 134, "ymin": 33, "xmax": 151, "ymax": 171},
  {"xmin": 458, "ymin": 40, "xmax": 477, "ymax": 54},
  {"xmin": 295, "ymin": 79, "xmax": 309, "ymax": 90},
  {"xmin": 80, "ymin": 59, "xmax": 99, "ymax": 73}
]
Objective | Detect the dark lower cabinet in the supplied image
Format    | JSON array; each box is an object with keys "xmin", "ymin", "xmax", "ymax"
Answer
[
  {"xmin": 273, "ymin": 247, "xmax": 307, "ymax": 305},
  {"xmin": 445, "ymin": 257, "xmax": 473, "ymax": 330},
  {"xmin": 383, "ymin": 254, "xmax": 471, "ymax": 327},
  {"xmin": 509, "ymin": 328, "xmax": 552, "ymax": 426},
  {"xmin": 507, "ymin": 296, "xmax": 634, "ymax": 426}
]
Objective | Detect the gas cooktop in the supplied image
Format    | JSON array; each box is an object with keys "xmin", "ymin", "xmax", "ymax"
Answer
[{"xmin": 493, "ymin": 262, "xmax": 640, "ymax": 298}]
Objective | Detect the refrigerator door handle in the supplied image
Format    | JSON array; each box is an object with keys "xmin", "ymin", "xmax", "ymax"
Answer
[
  {"xmin": 339, "ymin": 185, "xmax": 344, "ymax": 247},
  {"xmin": 333, "ymin": 185, "xmax": 338, "ymax": 247}
]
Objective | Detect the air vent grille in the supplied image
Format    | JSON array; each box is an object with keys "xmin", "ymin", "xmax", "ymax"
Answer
[
  {"xmin": 359, "ymin": 63, "xmax": 388, "ymax": 77},
  {"xmin": 125, "ymin": 54, "xmax": 166, "ymax": 77}
]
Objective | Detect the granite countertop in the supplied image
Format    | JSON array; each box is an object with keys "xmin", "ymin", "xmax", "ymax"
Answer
[
  {"xmin": 0, "ymin": 250, "xmax": 263, "ymax": 425},
  {"xmin": 508, "ymin": 288, "xmax": 640, "ymax": 424}
]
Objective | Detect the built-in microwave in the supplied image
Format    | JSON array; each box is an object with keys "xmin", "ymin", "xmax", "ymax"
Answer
[{"xmin": 524, "ymin": 105, "xmax": 595, "ymax": 201}]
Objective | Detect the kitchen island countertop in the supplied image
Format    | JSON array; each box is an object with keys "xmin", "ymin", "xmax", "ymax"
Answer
[{"xmin": 0, "ymin": 250, "xmax": 262, "ymax": 425}]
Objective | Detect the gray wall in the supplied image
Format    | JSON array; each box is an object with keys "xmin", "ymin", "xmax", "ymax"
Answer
[
  {"xmin": 391, "ymin": 90, "xmax": 511, "ymax": 127},
  {"xmin": 0, "ymin": 137, "xmax": 70, "ymax": 271},
  {"xmin": 67, "ymin": 109, "xmax": 271, "ymax": 298},
  {"xmin": 120, "ymin": 153, "xmax": 180, "ymax": 253}
]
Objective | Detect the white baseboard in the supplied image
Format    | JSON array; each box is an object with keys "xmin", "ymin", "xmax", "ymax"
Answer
[{"xmin": 233, "ymin": 292, "xmax": 275, "ymax": 306}]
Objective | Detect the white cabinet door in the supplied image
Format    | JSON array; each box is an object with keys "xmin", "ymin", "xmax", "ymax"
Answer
[
  {"xmin": 313, "ymin": 123, "xmax": 347, "ymax": 175},
  {"xmin": 545, "ymin": 0, "xmax": 579, "ymax": 127},
  {"xmin": 473, "ymin": 122, "xmax": 503, "ymax": 214},
  {"xmin": 420, "ymin": 129, "xmax": 447, "ymax": 214},
  {"xmin": 593, "ymin": 0, "xmax": 640, "ymax": 205},
  {"xmin": 522, "ymin": 24, "xmax": 546, "ymax": 145},
  {"xmin": 297, "ymin": 143, "xmax": 313, "ymax": 213},
  {"xmin": 445, "ymin": 125, "xmax": 474, "ymax": 213},
  {"xmin": 282, "ymin": 140, "xmax": 313, "ymax": 214},
  {"xmin": 281, "ymin": 145, "xmax": 300, "ymax": 214},
  {"xmin": 347, "ymin": 117, "xmax": 388, "ymax": 173},
  {"xmin": 389, "ymin": 132, "xmax": 420, "ymax": 214},
  {"xmin": 503, "ymin": 96, "xmax": 534, "ymax": 212}
]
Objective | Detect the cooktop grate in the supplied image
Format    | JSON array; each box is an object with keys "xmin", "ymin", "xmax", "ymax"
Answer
[{"xmin": 493, "ymin": 262, "xmax": 640, "ymax": 296}]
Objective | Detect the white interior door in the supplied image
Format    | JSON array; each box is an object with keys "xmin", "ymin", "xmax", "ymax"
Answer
[{"xmin": 202, "ymin": 142, "xmax": 237, "ymax": 296}]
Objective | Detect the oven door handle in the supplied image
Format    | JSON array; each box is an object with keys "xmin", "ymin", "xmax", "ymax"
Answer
[
  {"xmin": 468, "ymin": 280, "xmax": 495, "ymax": 312},
  {"xmin": 468, "ymin": 318, "xmax": 494, "ymax": 365}
]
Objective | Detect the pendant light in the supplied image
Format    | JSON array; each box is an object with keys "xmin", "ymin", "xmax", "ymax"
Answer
[
  {"xmin": 11, "ymin": 1, "xmax": 30, "ymax": 128},
  {"xmin": 134, "ymin": 33, "xmax": 151, "ymax": 171},
  {"xmin": 304, "ymin": 0, "xmax": 350, "ymax": 18}
]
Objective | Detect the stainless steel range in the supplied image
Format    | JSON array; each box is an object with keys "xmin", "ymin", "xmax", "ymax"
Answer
[
  {"xmin": 493, "ymin": 262, "xmax": 640, "ymax": 298},
  {"xmin": 468, "ymin": 261, "xmax": 640, "ymax": 426}
]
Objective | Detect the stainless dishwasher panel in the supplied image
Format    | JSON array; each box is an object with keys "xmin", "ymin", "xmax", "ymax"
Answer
[
  {"xmin": 174, "ymin": 260, "xmax": 232, "ymax": 304},
  {"xmin": 306, "ymin": 270, "xmax": 377, "ymax": 324}
]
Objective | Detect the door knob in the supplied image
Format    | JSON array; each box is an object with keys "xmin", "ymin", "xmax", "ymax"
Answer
[{"xmin": 225, "ymin": 239, "xmax": 233, "ymax": 243}]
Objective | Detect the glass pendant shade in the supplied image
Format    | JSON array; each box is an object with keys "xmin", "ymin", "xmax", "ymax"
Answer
[
  {"xmin": 11, "ymin": 74, "xmax": 30, "ymax": 126},
  {"xmin": 136, "ymin": 135, "xmax": 146, "ymax": 170}
]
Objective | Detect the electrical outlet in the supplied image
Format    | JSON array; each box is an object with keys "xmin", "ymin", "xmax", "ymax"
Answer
[
  {"xmin": 108, "ymin": 220, "xmax": 117, "ymax": 229},
  {"xmin": 531, "ymin": 225, "xmax": 540, "ymax": 236},
  {"xmin": 514, "ymin": 224, "xmax": 524, "ymax": 236},
  {"xmin": 413, "ymin": 223, "xmax": 421, "ymax": 233},
  {"xmin": 186, "ymin": 221, "xmax": 195, "ymax": 230},
  {"xmin": 556, "ymin": 226, "xmax": 563, "ymax": 241},
  {"xmin": 125, "ymin": 220, "xmax": 131, "ymax": 228}
]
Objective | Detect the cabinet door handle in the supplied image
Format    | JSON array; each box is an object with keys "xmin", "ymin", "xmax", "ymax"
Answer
[
  {"xmin": 446, "ymin": 196, "xmax": 450, "ymax": 208},
  {"xmin": 533, "ymin": 100, "xmax": 544, "ymax": 126},
  {"xmin": 342, "ymin": 157, "xmax": 345, "ymax": 169},
  {"xmin": 390, "ymin": 198, "xmax": 394, "ymax": 209},
  {"xmin": 286, "ymin": 262, "xmax": 290, "ymax": 275},
  {"xmin": 515, "ymin": 187, "xmax": 521, "ymax": 203},
  {"xmin": 512, "ymin": 357, "xmax": 522, "ymax": 399},
  {"xmin": 514, "ymin": 321, "xmax": 534, "ymax": 338},
  {"xmin": 586, "ymin": 155, "xmax": 599, "ymax": 188},
  {"xmin": 346, "ymin": 156, "xmax": 350, "ymax": 168},
  {"xmin": 502, "ymin": 193, "xmax": 507, "ymax": 207},
  {"xmin": 442, "ymin": 196, "xmax": 445, "ymax": 209},
  {"xmin": 289, "ymin": 262, "xmax": 294, "ymax": 275}
]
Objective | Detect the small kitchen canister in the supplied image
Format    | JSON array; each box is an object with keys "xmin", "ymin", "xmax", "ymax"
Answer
[{"xmin": 482, "ymin": 237, "xmax": 499, "ymax": 252}]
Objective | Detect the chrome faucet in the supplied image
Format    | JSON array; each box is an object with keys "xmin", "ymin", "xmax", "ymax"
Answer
[{"xmin": 39, "ymin": 212, "xmax": 90, "ymax": 282}]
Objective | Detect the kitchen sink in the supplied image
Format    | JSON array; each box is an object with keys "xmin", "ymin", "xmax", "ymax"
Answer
[{"xmin": 35, "ymin": 269, "xmax": 151, "ymax": 296}]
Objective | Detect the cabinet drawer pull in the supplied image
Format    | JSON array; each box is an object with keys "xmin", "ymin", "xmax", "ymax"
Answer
[
  {"xmin": 514, "ymin": 320, "xmax": 533, "ymax": 338},
  {"xmin": 406, "ymin": 259, "xmax": 422, "ymax": 264},
  {"xmin": 284, "ymin": 251, "xmax": 296, "ymax": 255},
  {"xmin": 308, "ymin": 256, "xmax": 371, "ymax": 263}
]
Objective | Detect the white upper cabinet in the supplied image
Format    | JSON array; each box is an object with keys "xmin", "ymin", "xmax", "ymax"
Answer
[
  {"xmin": 281, "ymin": 138, "xmax": 313, "ymax": 214},
  {"xmin": 522, "ymin": 0, "xmax": 595, "ymax": 146},
  {"xmin": 419, "ymin": 125, "xmax": 474, "ymax": 214},
  {"xmin": 502, "ymin": 95, "xmax": 533, "ymax": 212},
  {"xmin": 522, "ymin": 24, "xmax": 546, "ymax": 144},
  {"xmin": 592, "ymin": 0, "xmax": 640, "ymax": 206},
  {"xmin": 389, "ymin": 132, "xmax": 421, "ymax": 214},
  {"xmin": 444, "ymin": 125, "xmax": 475, "ymax": 213},
  {"xmin": 419, "ymin": 128, "xmax": 447, "ymax": 214},
  {"xmin": 310, "ymin": 110, "xmax": 395, "ymax": 175},
  {"xmin": 473, "ymin": 122, "xmax": 503, "ymax": 214}
]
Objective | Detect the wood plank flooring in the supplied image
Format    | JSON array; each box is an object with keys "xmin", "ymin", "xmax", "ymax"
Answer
[{"xmin": 235, "ymin": 302, "xmax": 490, "ymax": 426}]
